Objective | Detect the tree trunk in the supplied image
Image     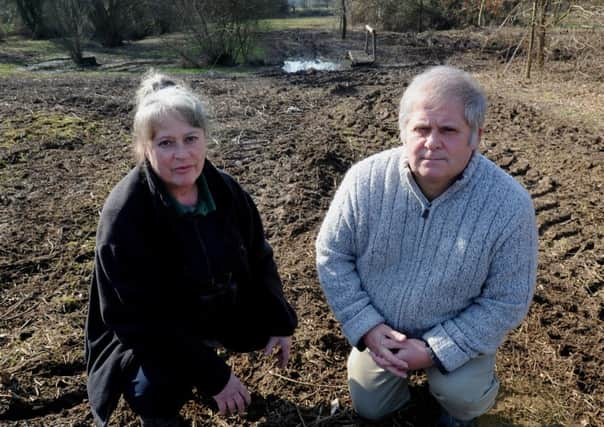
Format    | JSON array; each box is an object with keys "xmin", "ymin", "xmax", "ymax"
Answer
[
  {"xmin": 418, "ymin": 0, "xmax": 423, "ymax": 33},
  {"xmin": 537, "ymin": 0, "xmax": 549, "ymax": 70},
  {"xmin": 525, "ymin": 0, "xmax": 538, "ymax": 79},
  {"xmin": 478, "ymin": 0, "xmax": 486, "ymax": 27},
  {"xmin": 341, "ymin": 0, "xmax": 347, "ymax": 39}
]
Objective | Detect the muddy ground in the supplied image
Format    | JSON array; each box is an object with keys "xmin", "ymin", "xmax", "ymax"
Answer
[{"xmin": 0, "ymin": 28, "xmax": 603, "ymax": 426}]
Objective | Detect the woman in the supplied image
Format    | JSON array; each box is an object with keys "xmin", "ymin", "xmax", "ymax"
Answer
[{"xmin": 85, "ymin": 71, "xmax": 297, "ymax": 427}]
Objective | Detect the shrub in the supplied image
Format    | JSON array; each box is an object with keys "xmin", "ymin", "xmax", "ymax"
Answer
[{"xmin": 173, "ymin": 0, "xmax": 280, "ymax": 66}]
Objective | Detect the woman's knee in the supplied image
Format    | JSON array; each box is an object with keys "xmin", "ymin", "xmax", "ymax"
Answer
[{"xmin": 123, "ymin": 366, "xmax": 191, "ymax": 417}]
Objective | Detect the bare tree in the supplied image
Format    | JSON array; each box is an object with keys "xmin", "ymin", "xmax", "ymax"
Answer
[
  {"xmin": 0, "ymin": 0, "xmax": 17, "ymax": 41},
  {"xmin": 477, "ymin": 0, "xmax": 486, "ymax": 26},
  {"xmin": 147, "ymin": 0, "xmax": 178, "ymax": 34},
  {"xmin": 340, "ymin": 0, "xmax": 347, "ymax": 39},
  {"xmin": 536, "ymin": 0, "xmax": 550, "ymax": 70},
  {"xmin": 13, "ymin": 0, "xmax": 53, "ymax": 38},
  {"xmin": 48, "ymin": 0, "xmax": 95, "ymax": 66},
  {"xmin": 173, "ymin": 0, "xmax": 268, "ymax": 67},
  {"xmin": 350, "ymin": 0, "xmax": 456, "ymax": 32},
  {"xmin": 89, "ymin": 0, "xmax": 133, "ymax": 47},
  {"xmin": 525, "ymin": 0, "xmax": 538, "ymax": 79}
]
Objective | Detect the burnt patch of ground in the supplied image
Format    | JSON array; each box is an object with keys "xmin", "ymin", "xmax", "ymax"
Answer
[{"xmin": 1, "ymin": 28, "xmax": 603, "ymax": 426}]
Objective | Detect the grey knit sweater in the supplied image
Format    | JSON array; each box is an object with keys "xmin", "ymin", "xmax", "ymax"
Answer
[{"xmin": 316, "ymin": 147, "xmax": 538, "ymax": 372}]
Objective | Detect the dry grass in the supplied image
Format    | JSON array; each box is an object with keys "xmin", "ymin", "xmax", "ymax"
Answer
[
  {"xmin": 463, "ymin": 27, "xmax": 604, "ymax": 133},
  {"xmin": 477, "ymin": 66, "xmax": 604, "ymax": 133}
]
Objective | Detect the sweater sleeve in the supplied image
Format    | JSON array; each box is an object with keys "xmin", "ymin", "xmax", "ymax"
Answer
[
  {"xmin": 95, "ymin": 242, "xmax": 231, "ymax": 396},
  {"xmin": 423, "ymin": 199, "xmax": 538, "ymax": 372},
  {"xmin": 316, "ymin": 167, "xmax": 385, "ymax": 349}
]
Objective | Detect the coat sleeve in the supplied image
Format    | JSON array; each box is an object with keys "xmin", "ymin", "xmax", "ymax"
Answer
[
  {"xmin": 315, "ymin": 168, "xmax": 385, "ymax": 349},
  {"xmin": 422, "ymin": 199, "xmax": 538, "ymax": 372},
  {"xmin": 234, "ymin": 183, "xmax": 298, "ymax": 337},
  {"xmin": 94, "ymin": 239, "xmax": 231, "ymax": 396}
]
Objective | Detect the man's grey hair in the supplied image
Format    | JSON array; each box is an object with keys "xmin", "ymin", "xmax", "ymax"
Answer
[
  {"xmin": 398, "ymin": 66, "xmax": 487, "ymax": 148},
  {"xmin": 132, "ymin": 70, "xmax": 209, "ymax": 163}
]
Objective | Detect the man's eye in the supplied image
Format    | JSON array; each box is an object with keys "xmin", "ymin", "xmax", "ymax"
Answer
[
  {"xmin": 185, "ymin": 136, "xmax": 198, "ymax": 144},
  {"xmin": 442, "ymin": 128, "xmax": 457, "ymax": 133},
  {"xmin": 415, "ymin": 127, "xmax": 430, "ymax": 134}
]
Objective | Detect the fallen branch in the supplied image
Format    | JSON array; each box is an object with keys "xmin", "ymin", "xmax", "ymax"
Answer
[{"xmin": 268, "ymin": 370, "xmax": 345, "ymax": 389}]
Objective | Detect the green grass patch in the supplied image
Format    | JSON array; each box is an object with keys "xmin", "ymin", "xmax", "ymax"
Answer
[
  {"xmin": 0, "ymin": 112, "xmax": 99, "ymax": 149},
  {"xmin": 261, "ymin": 16, "xmax": 336, "ymax": 30},
  {"xmin": 0, "ymin": 36, "xmax": 65, "ymax": 61},
  {"xmin": 0, "ymin": 63, "xmax": 19, "ymax": 76},
  {"xmin": 158, "ymin": 65, "xmax": 255, "ymax": 76}
]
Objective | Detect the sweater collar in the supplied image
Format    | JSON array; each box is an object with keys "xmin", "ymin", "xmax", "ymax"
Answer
[{"xmin": 399, "ymin": 148, "xmax": 482, "ymax": 205}]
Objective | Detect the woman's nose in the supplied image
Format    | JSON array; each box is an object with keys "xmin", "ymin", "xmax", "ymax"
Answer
[{"xmin": 173, "ymin": 142, "xmax": 188, "ymax": 157}]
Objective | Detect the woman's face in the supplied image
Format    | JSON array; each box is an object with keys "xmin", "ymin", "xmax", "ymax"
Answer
[{"xmin": 145, "ymin": 114, "xmax": 207, "ymax": 197}]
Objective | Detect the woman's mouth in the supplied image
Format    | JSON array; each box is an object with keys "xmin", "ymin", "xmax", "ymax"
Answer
[{"xmin": 174, "ymin": 165, "xmax": 193, "ymax": 173}]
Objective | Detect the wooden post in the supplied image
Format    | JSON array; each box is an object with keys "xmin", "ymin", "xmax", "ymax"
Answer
[
  {"xmin": 365, "ymin": 24, "xmax": 376, "ymax": 61},
  {"xmin": 372, "ymin": 29, "xmax": 376, "ymax": 60},
  {"xmin": 348, "ymin": 25, "xmax": 377, "ymax": 66}
]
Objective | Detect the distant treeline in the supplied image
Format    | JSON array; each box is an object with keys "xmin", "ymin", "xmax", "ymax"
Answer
[
  {"xmin": 345, "ymin": 0, "xmax": 586, "ymax": 32},
  {"xmin": 0, "ymin": 0, "xmax": 297, "ymax": 66},
  {"xmin": 0, "ymin": 0, "xmax": 294, "ymax": 42}
]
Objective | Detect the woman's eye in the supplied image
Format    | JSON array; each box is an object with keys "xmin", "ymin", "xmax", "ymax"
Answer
[{"xmin": 158, "ymin": 139, "xmax": 172, "ymax": 147}]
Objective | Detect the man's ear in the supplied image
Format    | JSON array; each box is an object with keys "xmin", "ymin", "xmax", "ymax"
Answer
[{"xmin": 471, "ymin": 128, "xmax": 483, "ymax": 148}]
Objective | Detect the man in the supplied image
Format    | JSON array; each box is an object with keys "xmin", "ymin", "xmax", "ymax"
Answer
[{"xmin": 315, "ymin": 66, "xmax": 537, "ymax": 426}]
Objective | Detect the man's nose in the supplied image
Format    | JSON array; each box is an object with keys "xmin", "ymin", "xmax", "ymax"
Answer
[{"xmin": 424, "ymin": 131, "xmax": 442, "ymax": 148}]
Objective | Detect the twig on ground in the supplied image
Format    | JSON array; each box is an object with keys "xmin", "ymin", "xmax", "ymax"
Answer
[
  {"xmin": 295, "ymin": 405, "xmax": 308, "ymax": 427},
  {"xmin": 268, "ymin": 370, "xmax": 345, "ymax": 389},
  {"xmin": 1, "ymin": 302, "xmax": 40, "ymax": 321}
]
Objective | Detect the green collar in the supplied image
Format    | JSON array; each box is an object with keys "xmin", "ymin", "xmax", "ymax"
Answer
[{"xmin": 168, "ymin": 174, "xmax": 216, "ymax": 216}]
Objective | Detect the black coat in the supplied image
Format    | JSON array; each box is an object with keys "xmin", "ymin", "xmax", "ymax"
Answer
[{"xmin": 85, "ymin": 160, "xmax": 297, "ymax": 426}]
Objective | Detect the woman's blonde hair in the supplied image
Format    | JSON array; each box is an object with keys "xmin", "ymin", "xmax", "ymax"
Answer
[{"xmin": 132, "ymin": 70, "xmax": 210, "ymax": 163}]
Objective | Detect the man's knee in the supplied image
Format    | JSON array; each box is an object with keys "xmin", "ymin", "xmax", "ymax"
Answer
[
  {"xmin": 428, "ymin": 355, "xmax": 499, "ymax": 419},
  {"xmin": 348, "ymin": 378, "xmax": 391, "ymax": 421},
  {"xmin": 347, "ymin": 349, "xmax": 410, "ymax": 421},
  {"xmin": 430, "ymin": 375, "xmax": 499, "ymax": 419}
]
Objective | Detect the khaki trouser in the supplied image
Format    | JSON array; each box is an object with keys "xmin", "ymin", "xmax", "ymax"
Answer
[{"xmin": 347, "ymin": 347, "xmax": 500, "ymax": 421}]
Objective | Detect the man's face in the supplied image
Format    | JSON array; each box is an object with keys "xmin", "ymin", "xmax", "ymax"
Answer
[{"xmin": 404, "ymin": 98, "xmax": 477, "ymax": 198}]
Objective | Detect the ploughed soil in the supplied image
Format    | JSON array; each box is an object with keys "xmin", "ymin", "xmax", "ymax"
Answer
[{"xmin": 0, "ymin": 27, "xmax": 602, "ymax": 426}]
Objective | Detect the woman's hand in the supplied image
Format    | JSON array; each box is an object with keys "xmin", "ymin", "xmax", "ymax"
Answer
[
  {"xmin": 363, "ymin": 323, "xmax": 408, "ymax": 377},
  {"xmin": 263, "ymin": 336, "xmax": 292, "ymax": 368},
  {"xmin": 212, "ymin": 372, "xmax": 251, "ymax": 415}
]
